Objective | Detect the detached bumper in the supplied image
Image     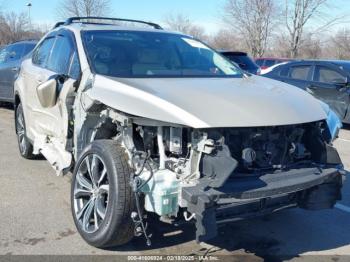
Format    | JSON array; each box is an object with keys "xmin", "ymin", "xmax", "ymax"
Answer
[{"xmin": 182, "ymin": 167, "xmax": 345, "ymax": 242}]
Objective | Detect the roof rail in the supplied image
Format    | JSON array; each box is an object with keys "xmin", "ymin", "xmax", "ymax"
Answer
[
  {"xmin": 60, "ymin": 17, "xmax": 163, "ymax": 30},
  {"xmin": 53, "ymin": 21, "xmax": 65, "ymax": 29}
]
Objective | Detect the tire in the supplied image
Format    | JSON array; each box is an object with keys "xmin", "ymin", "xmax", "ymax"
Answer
[
  {"xmin": 71, "ymin": 140, "xmax": 136, "ymax": 248},
  {"xmin": 15, "ymin": 103, "xmax": 34, "ymax": 159}
]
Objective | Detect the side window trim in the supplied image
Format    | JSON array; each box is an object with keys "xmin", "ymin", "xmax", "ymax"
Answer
[
  {"xmin": 46, "ymin": 34, "xmax": 72, "ymax": 74},
  {"xmin": 46, "ymin": 37, "xmax": 59, "ymax": 70},
  {"xmin": 55, "ymin": 28, "xmax": 81, "ymax": 79},
  {"xmin": 32, "ymin": 36, "xmax": 56, "ymax": 69},
  {"xmin": 66, "ymin": 30, "xmax": 82, "ymax": 79}
]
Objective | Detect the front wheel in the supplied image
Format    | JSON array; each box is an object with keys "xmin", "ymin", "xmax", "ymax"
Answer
[{"xmin": 71, "ymin": 140, "xmax": 136, "ymax": 248}]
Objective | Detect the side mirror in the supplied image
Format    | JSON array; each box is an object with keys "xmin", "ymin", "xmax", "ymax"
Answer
[{"xmin": 36, "ymin": 79, "xmax": 58, "ymax": 108}]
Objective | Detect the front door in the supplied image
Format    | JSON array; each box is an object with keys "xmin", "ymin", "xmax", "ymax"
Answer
[{"xmin": 23, "ymin": 31, "xmax": 80, "ymax": 143}]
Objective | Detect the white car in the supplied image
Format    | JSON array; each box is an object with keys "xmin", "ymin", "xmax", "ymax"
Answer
[{"xmin": 14, "ymin": 17, "xmax": 345, "ymax": 248}]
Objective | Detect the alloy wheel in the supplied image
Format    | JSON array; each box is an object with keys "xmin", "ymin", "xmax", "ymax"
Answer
[{"xmin": 73, "ymin": 154, "xmax": 110, "ymax": 233}]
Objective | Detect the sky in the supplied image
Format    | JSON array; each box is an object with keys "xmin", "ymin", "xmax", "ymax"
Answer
[{"xmin": 1, "ymin": 0, "xmax": 350, "ymax": 34}]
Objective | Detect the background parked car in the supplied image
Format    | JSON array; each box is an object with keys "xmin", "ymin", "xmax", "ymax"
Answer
[
  {"xmin": 0, "ymin": 40, "xmax": 37, "ymax": 102},
  {"xmin": 255, "ymin": 57, "xmax": 292, "ymax": 70},
  {"xmin": 263, "ymin": 60, "xmax": 350, "ymax": 124},
  {"xmin": 220, "ymin": 51, "xmax": 260, "ymax": 75}
]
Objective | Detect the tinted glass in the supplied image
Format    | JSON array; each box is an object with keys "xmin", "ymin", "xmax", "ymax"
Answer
[
  {"xmin": 7, "ymin": 44, "xmax": 25, "ymax": 61},
  {"xmin": 69, "ymin": 51, "xmax": 81, "ymax": 79},
  {"xmin": 24, "ymin": 43, "xmax": 37, "ymax": 56},
  {"xmin": 290, "ymin": 66, "xmax": 311, "ymax": 80},
  {"xmin": 265, "ymin": 60, "xmax": 276, "ymax": 67},
  {"xmin": 48, "ymin": 36, "xmax": 72, "ymax": 74},
  {"xmin": 224, "ymin": 55, "xmax": 259, "ymax": 71},
  {"xmin": 255, "ymin": 59, "xmax": 263, "ymax": 66},
  {"xmin": 314, "ymin": 66, "xmax": 346, "ymax": 84},
  {"xmin": 82, "ymin": 31, "xmax": 242, "ymax": 78},
  {"xmin": 279, "ymin": 66, "xmax": 290, "ymax": 77},
  {"xmin": 32, "ymin": 37, "xmax": 55, "ymax": 67}
]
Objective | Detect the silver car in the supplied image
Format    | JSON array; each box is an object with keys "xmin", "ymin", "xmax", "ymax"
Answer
[
  {"xmin": 0, "ymin": 40, "xmax": 37, "ymax": 102},
  {"xmin": 14, "ymin": 17, "xmax": 345, "ymax": 248}
]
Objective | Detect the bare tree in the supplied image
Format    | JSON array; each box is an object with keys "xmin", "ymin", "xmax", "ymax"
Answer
[
  {"xmin": 223, "ymin": 0, "xmax": 275, "ymax": 58},
  {"xmin": 0, "ymin": 12, "xmax": 29, "ymax": 45},
  {"xmin": 283, "ymin": 0, "xmax": 342, "ymax": 58},
  {"xmin": 298, "ymin": 33, "xmax": 322, "ymax": 58},
  {"xmin": 57, "ymin": 0, "xmax": 111, "ymax": 19},
  {"xmin": 208, "ymin": 30, "xmax": 244, "ymax": 51},
  {"xmin": 0, "ymin": 11, "xmax": 48, "ymax": 46},
  {"xmin": 164, "ymin": 14, "xmax": 207, "ymax": 41},
  {"xmin": 329, "ymin": 28, "xmax": 350, "ymax": 59}
]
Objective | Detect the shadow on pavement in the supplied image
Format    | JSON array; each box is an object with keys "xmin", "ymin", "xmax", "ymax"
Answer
[
  {"xmin": 0, "ymin": 102, "xmax": 14, "ymax": 110},
  {"xmin": 108, "ymin": 208, "xmax": 350, "ymax": 261}
]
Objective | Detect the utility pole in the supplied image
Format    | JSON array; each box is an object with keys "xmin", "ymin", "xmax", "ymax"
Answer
[{"xmin": 26, "ymin": 3, "xmax": 32, "ymax": 30}]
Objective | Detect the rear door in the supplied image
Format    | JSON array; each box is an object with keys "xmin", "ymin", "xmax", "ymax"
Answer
[
  {"xmin": 281, "ymin": 63, "xmax": 313, "ymax": 90},
  {"xmin": 308, "ymin": 64, "xmax": 350, "ymax": 120}
]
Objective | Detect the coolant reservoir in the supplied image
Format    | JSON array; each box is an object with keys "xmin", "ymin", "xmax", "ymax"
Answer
[{"xmin": 140, "ymin": 169, "xmax": 180, "ymax": 216}]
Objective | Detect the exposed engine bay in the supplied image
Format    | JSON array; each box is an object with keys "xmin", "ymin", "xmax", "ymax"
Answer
[{"xmin": 82, "ymin": 109, "xmax": 344, "ymax": 244}]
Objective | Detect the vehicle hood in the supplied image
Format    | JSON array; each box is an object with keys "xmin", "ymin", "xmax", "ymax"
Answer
[{"xmin": 87, "ymin": 74, "xmax": 327, "ymax": 128}]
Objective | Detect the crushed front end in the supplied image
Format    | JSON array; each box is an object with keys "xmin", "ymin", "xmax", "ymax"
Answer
[
  {"xmin": 180, "ymin": 122, "xmax": 345, "ymax": 242},
  {"xmin": 113, "ymin": 111, "xmax": 345, "ymax": 243}
]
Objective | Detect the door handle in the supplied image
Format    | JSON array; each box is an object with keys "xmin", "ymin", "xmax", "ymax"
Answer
[{"xmin": 11, "ymin": 67, "xmax": 19, "ymax": 72}]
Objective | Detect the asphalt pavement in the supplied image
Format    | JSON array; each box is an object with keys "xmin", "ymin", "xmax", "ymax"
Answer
[{"xmin": 1, "ymin": 105, "xmax": 350, "ymax": 261}]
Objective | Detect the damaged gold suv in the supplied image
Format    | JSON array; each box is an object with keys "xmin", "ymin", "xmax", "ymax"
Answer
[{"xmin": 14, "ymin": 17, "xmax": 345, "ymax": 248}]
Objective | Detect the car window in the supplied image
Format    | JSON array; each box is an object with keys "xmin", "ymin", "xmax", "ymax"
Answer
[
  {"xmin": 32, "ymin": 37, "xmax": 55, "ymax": 67},
  {"xmin": 0, "ymin": 46, "xmax": 10, "ymax": 64},
  {"xmin": 290, "ymin": 65, "xmax": 311, "ymax": 80},
  {"xmin": 7, "ymin": 44, "xmax": 25, "ymax": 61},
  {"xmin": 23, "ymin": 43, "xmax": 37, "ymax": 56},
  {"xmin": 255, "ymin": 59, "xmax": 263, "ymax": 66},
  {"xmin": 279, "ymin": 66, "xmax": 290, "ymax": 77},
  {"xmin": 69, "ymin": 51, "xmax": 81, "ymax": 79},
  {"xmin": 47, "ymin": 35, "xmax": 73, "ymax": 74},
  {"xmin": 265, "ymin": 60, "xmax": 276, "ymax": 67},
  {"xmin": 314, "ymin": 66, "xmax": 346, "ymax": 84}
]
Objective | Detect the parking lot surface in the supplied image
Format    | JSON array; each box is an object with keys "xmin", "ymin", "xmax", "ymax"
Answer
[{"xmin": 1, "ymin": 105, "xmax": 350, "ymax": 261}]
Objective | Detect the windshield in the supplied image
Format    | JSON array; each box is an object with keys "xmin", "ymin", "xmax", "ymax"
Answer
[{"xmin": 82, "ymin": 30, "xmax": 243, "ymax": 78}]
